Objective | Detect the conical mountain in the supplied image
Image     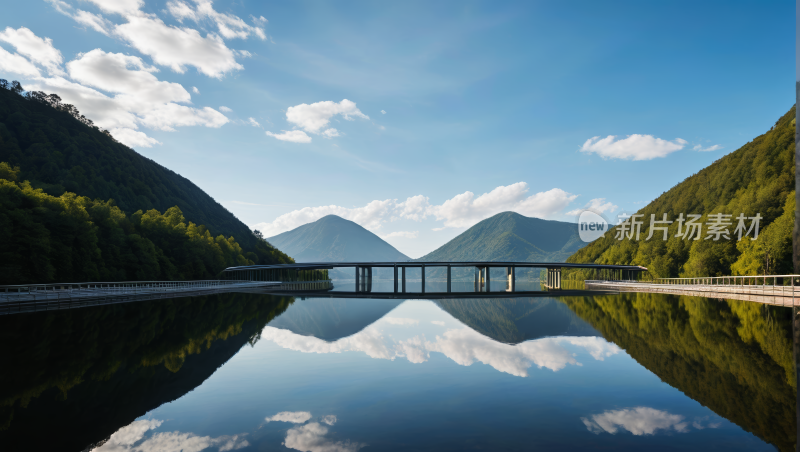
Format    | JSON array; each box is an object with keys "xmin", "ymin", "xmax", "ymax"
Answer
[
  {"xmin": 418, "ymin": 211, "xmax": 584, "ymax": 263},
  {"xmin": 268, "ymin": 215, "xmax": 409, "ymax": 262}
]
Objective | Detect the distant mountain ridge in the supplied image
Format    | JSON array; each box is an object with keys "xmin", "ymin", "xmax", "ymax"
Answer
[
  {"xmin": 268, "ymin": 215, "xmax": 409, "ymax": 262},
  {"xmin": 418, "ymin": 211, "xmax": 585, "ymax": 264}
]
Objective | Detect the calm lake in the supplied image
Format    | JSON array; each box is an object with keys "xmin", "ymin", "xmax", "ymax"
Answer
[{"xmin": 0, "ymin": 289, "xmax": 795, "ymax": 451}]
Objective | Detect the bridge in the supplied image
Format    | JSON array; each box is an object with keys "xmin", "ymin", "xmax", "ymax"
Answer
[{"xmin": 222, "ymin": 261, "xmax": 648, "ymax": 295}]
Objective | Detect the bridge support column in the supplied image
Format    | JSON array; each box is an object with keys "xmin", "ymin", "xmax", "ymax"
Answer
[
  {"xmin": 506, "ymin": 266, "xmax": 515, "ymax": 292},
  {"xmin": 447, "ymin": 266, "xmax": 451, "ymax": 293},
  {"xmin": 402, "ymin": 266, "xmax": 406, "ymax": 293},
  {"xmin": 485, "ymin": 267, "xmax": 490, "ymax": 292},
  {"xmin": 421, "ymin": 264, "xmax": 425, "ymax": 293},
  {"xmin": 355, "ymin": 266, "xmax": 360, "ymax": 292},
  {"xmin": 394, "ymin": 265, "xmax": 398, "ymax": 293},
  {"xmin": 474, "ymin": 267, "xmax": 479, "ymax": 292}
]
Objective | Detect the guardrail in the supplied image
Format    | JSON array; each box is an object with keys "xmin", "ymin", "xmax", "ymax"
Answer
[
  {"xmin": 584, "ymin": 275, "xmax": 800, "ymax": 307},
  {"xmin": 0, "ymin": 280, "xmax": 276, "ymax": 301}
]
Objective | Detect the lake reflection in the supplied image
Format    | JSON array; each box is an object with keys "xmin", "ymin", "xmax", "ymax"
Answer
[{"xmin": 0, "ymin": 292, "xmax": 794, "ymax": 451}]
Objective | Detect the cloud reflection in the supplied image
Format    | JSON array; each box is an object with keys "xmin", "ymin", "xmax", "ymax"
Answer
[
  {"xmin": 581, "ymin": 407, "xmax": 689, "ymax": 435},
  {"xmin": 284, "ymin": 422, "xmax": 366, "ymax": 452},
  {"xmin": 91, "ymin": 419, "xmax": 249, "ymax": 452},
  {"xmin": 265, "ymin": 411, "xmax": 313, "ymax": 424},
  {"xmin": 260, "ymin": 322, "xmax": 620, "ymax": 377}
]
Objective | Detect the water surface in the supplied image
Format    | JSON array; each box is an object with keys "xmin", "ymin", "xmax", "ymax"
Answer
[{"xmin": 0, "ymin": 291, "xmax": 794, "ymax": 451}]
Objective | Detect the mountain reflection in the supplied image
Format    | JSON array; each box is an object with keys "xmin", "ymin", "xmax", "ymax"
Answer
[{"xmin": 262, "ymin": 299, "xmax": 621, "ymax": 376}]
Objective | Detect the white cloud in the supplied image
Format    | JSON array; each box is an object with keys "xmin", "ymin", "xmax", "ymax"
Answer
[
  {"xmin": 265, "ymin": 130, "xmax": 312, "ymax": 143},
  {"xmin": 580, "ymin": 135, "xmax": 687, "ymax": 160},
  {"xmin": 192, "ymin": 86, "xmax": 199, "ymax": 94},
  {"xmin": 380, "ymin": 231, "xmax": 419, "ymax": 239},
  {"xmin": 380, "ymin": 110, "xmax": 386, "ymax": 114},
  {"xmin": 24, "ymin": 47, "xmax": 228, "ymax": 146},
  {"xmin": 566, "ymin": 198, "xmax": 618, "ymax": 216},
  {"xmin": 581, "ymin": 407, "xmax": 689, "ymax": 436},
  {"xmin": 321, "ymin": 128, "xmax": 339, "ymax": 138},
  {"xmin": 49, "ymin": 0, "xmax": 255, "ymax": 79},
  {"xmin": 255, "ymin": 183, "xmax": 578, "ymax": 236},
  {"xmin": 255, "ymin": 199, "xmax": 394, "ymax": 237},
  {"xmin": 692, "ymin": 144, "xmax": 722, "ymax": 152},
  {"xmin": 285, "ymin": 99, "xmax": 369, "ymax": 134},
  {"xmin": 0, "ymin": 46, "xmax": 41, "ymax": 78},
  {"xmin": 219, "ymin": 106, "xmax": 232, "ymax": 112},
  {"xmin": 247, "ymin": 117, "xmax": 260, "ymax": 127},
  {"xmin": 46, "ymin": 0, "xmax": 114, "ymax": 35},
  {"xmin": 91, "ymin": 419, "xmax": 249, "ymax": 452},
  {"xmin": 395, "ymin": 195, "xmax": 428, "ymax": 222},
  {"xmin": 85, "ymin": 0, "xmax": 143, "ymax": 16},
  {"xmin": 424, "ymin": 184, "xmax": 578, "ymax": 228},
  {"xmin": 0, "ymin": 27, "xmax": 64, "ymax": 76},
  {"xmin": 109, "ymin": 127, "xmax": 162, "ymax": 147},
  {"xmin": 166, "ymin": 0, "xmax": 267, "ymax": 40},
  {"xmin": 284, "ymin": 422, "xmax": 366, "ymax": 452},
  {"xmin": 384, "ymin": 317, "xmax": 419, "ymax": 326},
  {"xmin": 115, "ymin": 15, "xmax": 242, "ymax": 78},
  {"xmin": 431, "ymin": 320, "xmax": 445, "ymax": 326},
  {"xmin": 265, "ymin": 411, "xmax": 313, "ymax": 424}
]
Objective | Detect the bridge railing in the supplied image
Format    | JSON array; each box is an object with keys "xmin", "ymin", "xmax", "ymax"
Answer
[
  {"xmin": 654, "ymin": 275, "xmax": 800, "ymax": 287},
  {"xmin": 0, "ymin": 280, "xmax": 277, "ymax": 302}
]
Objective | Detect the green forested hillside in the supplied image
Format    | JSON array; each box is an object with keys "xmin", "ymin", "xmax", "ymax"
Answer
[
  {"xmin": 566, "ymin": 106, "xmax": 795, "ymax": 279},
  {"xmin": 418, "ymin": 212, "xmax": 583, "ymax": 278},
  {"xmin": 0, "ymin": 80, "xmax": 282, "ymax": 263},
  {"xmin": 0, "ymin": 163, "xmax": 290, "ymax": 284}
]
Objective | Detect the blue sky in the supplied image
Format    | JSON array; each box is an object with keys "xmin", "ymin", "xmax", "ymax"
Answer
[{"xmin": 0, "ymin": 0, "xmax": 793, "ymax": 258}]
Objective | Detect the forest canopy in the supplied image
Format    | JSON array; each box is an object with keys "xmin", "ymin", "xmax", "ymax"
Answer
[
  {"xmin": 0, "ymin": 162, "xmax": 291, "ymax": 284},
  {"xmin": 0, "ymin": 79, "xmax": 289, "ymax": 265}
]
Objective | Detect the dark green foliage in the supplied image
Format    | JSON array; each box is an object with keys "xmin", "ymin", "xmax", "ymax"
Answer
[
  {"xmin": 0, "ymin": 81, "xmax": 291, "ymax": 265},
  {"xmin": 269, "ymin": 214, "xmax": 409, "ymax": 262},
  {"xmin": 0, "ymin": 169, "xmax": 284, "ymax": 283},
  {"xmin": 563, "ymin": 293, "xmax": 795, "ymax": 452},
  {"xmin": 0, "ymin": 292, "xmax": 293, "ymax": 448},
  {"xmin": 566, "ymin": 106, "xmax": 795, "ymax": 279}
]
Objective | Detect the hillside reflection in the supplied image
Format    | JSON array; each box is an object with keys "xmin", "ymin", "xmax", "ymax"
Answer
[
  {"xmin": 560, "ymin": 293, "xmax": 796, "ymax": 452},
  {"xmin": 0, "ymin": 293, "xmax": 293, "ymax": 451},
  {"xmin": 0, "ymin": 292, "xmax": 795, "ymax": 451}
]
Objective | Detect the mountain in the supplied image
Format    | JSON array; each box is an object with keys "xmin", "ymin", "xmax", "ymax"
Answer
[
  {"xmin": 268, "ymin": 215, "xmax": 409, "ymax": 262},
  {"xmin": 418, "ymin": 211, "xmax": 585, "ymax": 263},
  {"xmin": 0, "ymin": 82, "xmax": 284, "ymax": 262},
  {"xmin": 566, "ymin": 106, "xmax": 795, "ymax": 279}
]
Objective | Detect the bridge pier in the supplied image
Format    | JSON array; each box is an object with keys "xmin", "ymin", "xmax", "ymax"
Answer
[
  {"xmin": 402, "ymin": 266, "xmax": 406, "ymax": 293},
  {"xmin": 421, "ymin": 264, "xmax": 426, "ymax": 293},
  {"xmin": 546, "ymin": 268, "xmax": 561, "ymax": 290},
  {"xmin": 355, "ymin": 266, "xmax": 372, "ymax": 292},
  {"xmin": 447, "ymin": 266, "xmax": 451, "ymax": 293},
  {"xmin": 506, "ymin": 266, "xmax": 515, "ymax": 292}
]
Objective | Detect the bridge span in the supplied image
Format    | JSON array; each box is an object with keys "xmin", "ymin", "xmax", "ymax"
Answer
[{"xmin": 222, "ymin": 261, "xmax": 648, "ymax": 294}]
